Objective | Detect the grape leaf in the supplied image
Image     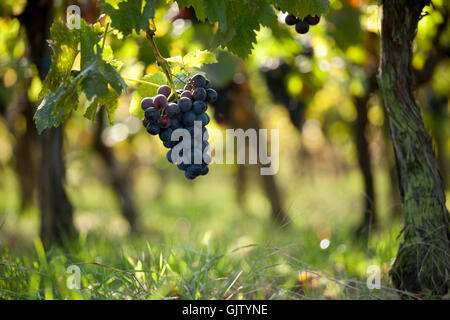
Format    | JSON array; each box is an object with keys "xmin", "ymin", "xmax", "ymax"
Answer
[
  {"xmin": 129, "ymin": 72, "xmax": 167, "ymax": 117},
  {"xmin": 35, "ymin": 19, "xmax": 127, "ymax": 133},
  {"xmin": 39, "ymin": 21, "xmax": 80, "ymax": 98},
  {"xmin": 167, "ymin": 50, "xmax": 217, "ymax": 69},
  {"xmin": 84, "ymin": 88, "xmax": 120, "ymax": 124},
  {"xmin": 35, "ymin": 79, "xmax": 81, "ymax": 134},
  {"xmin": 80, "ymin": 19, "xmax": 101, "ymax": 69},
  {"xmin": 98, "ymin": 0, "xmax": 155, "ymax": 36},
  {"xmin": 175, "ymin": 0, "xmax": 276, "ymax": 58},
  {"xmin": 79, "ymin": 54, "xmax": 127, "ymax": 101},
  {"xmin": 269, "ymin": 0, "xmax": 329, "ymax": 18}
]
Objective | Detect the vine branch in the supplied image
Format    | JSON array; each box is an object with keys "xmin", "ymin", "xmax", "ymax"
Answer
[{"xmin": 146, "ymin": 29, "xmax": 177, "ymax": 98}]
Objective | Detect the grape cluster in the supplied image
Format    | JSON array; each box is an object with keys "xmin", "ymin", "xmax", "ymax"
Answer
[
  {"xmin": 141, "ymin": 74, "xmax": 217, "ymax": 180},
  {"xmin": 284, "ymin": 14, "xmax": 320, "ymax": 34}
]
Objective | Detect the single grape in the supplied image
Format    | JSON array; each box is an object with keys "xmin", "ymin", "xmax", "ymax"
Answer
[
  {"xmin": 200, "ymin": 164, "xmax": 209, "ymax": 175},
  {"xmin": 196, "ymin": 113, "xmax": 210, "ymax": 126},
  {"xmin": 206, "ymin": 89, "xmax": 217, "ymax": 103},
  {"xmin": 193, "ymin": 87, "xmax": 207, "ymax": 101},
  {"xmin": 144, "ymin": 107, "xmax": 160, "ymax": 122},
  {"xmin": 169, "ymin": 118, "xmax": 181, "ymax": 130},
  {"xmin": 141, "ymin": 97, "xmax": 154, "ymax": 110},
  {"xmin": 295, "ymin": 20, "xmax": 309, "ymax": 34},
  {"xmin": 185, "ymin": 170, "xmax": 196, "ymax": 180},
  {"xmin": 188, "ymin": 164, "xmax": 202, "ymax": 176},
  {"xmin": 157, "ymin": 85, "xmax": 172, "ymax": 98},
  {"xmin": 304, "ymin": 14, "xmax": 320, "ymax": 25},
  {"xmin": 178, "ymin": 97, "xmax": 193, "ymax": 112},
  {"xmin": 192, "ymin": 100, "xmax": 207, "ymax": 115},
  {"xmin": 142, "ymin": 118, "xmax": 150, "ymax": 127},
  {"xmin": 158, "ymin": 115, "xmax": 171, "ymax": 128},
  {"xmin": 165, "ymin": 103, "xmax": 180, "ymax": 118},
  {"xmin": 204, "ymin": 79, "xmax": 212, "ymax": 89},
  {"xmin": 153, "ymin": 94, "xmax": 168, "ymax": 110},
  {"xmin": 285, "ymin": 14, "xmax": 298, "ymax": 26},
  {"xmin": 159, "ymin": 128, "xmax": 173, "ymax": 142},
  {"xmin": 191, "ymin": 74, "xmax": 206, "ymax": 88},
  {"xmin": 183, "ymin": 111, "xmax": 196, "ymax": 127},
  {"xmin": 146, "ymin": 123, "xmax": 160, "ymax": 135},
  {"xmin": 163, "ymin": 140, "xmax": 176, "ymax": 149},
  {"xmin": 180, "ymin": 90, "xmax": 194, "ymax": 101}
]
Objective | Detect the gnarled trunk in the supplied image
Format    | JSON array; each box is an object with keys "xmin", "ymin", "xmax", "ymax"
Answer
[
  {"xmin": 39, "ymin": 126, "xmax": 75, "ymax": 245},
  {"xmin": 379, "ymin": 0, "xmax": 450, "ymax": 296}
]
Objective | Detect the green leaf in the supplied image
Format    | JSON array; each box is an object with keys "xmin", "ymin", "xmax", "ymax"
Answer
[
  {"xmin": 80, "ymin": 19, "xmax": 102, "ymax": 69},
  {"xmin": 79, "ymin": 54, "xmax": 127, "ymax": 100},
  {"xmin": 129, "ymin": 72, "xmax": 167, "ymax": 117},
  {"xmin": 173, "ymin": 72, "xmax": 190, "ymax": 90},
  {"xmin": 84, "ymin": 88, "xmax": 120, "ymax": 124},
  {"xmin": 182, "ymin": 49, "xmax": 217, "ymax": 68},
  {"xmin": 39, "ymin": 21, "xmax": 80, "ymax": 98},
  {"xmin": 98, "ymin": 0, "xmax": 155, "ymax": 36},
  {"xmin": 175, "ymin": 0, "xmax": 276, "ymax": 58},
  {"xmin": 35, "ymin": 79, "xmax": 80, "ymax": 134},
  {"xmin": 270, "ymin": 0, "xmax": 329, "ymax": 18}
]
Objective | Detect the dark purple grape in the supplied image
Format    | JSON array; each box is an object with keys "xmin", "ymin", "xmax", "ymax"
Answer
[
  {"xmin": 191, "ymin": 74, "xmax": 206, "ymax": 88},
  {"xmin": 159, "ymin": 128, "xmax": 173, "ymax": 142},
  {"xmin": 158, "ymin": 115, "xmax": 171, "ymax": 128},
  {"xmin": 165, "ymin": 103, "xmax": 180, "ymax": 118},
  {"xmin": 206, "ymin": 89, "xmax": 217, "ymax": 103},
  {"xmin": 285, "ymin": 14, "xmax": 298, "ymax": 26},
  {"xmin": 295, "ymin": 20, "xmax": 309, "ymax": 34},
  {"xmin": 181, "ymin": 90, "xmax": 194, "ymax": 101},
  {"xmin": 142, "ymin": 118, "xmax": 150, "ymax": 127},
  {"xmin": 144, "ymin": 107, "xmax": 160, "ymax": 121},
  {"xmin": 163, "ymin": 140, "xmax": 176, "ymax": 149},
  {"xmin": 178, "ymin": 97, "xmax": 193, "ymax": 112},
  {"xmin": 200, "ymin": 165, "xmax": 209, "ymax": 175},
  {"xmin": 304, "ymin": 15, "xmax": 320, "ymax": 25},
  {"xmin": 169, "ymin": 118, "xmax": 181, "ymax": 130},
  {"xmin": 204, "ymin": 79, "xmax": 212, "ymax": 89},
  {"xmin": 153, "ymin": 94, "xmax": 168, "ymax": 110},
  {"xmin": 141, "ymin": 97, "xmax": 154, "ymax": 110},
  {"xmin": 157, "ymin": 85, "xmax": 172, "ymax": 98},
  {"xmin": 193, "ymin": 88, "xmax": 207, "ymax": 101},
  {"xmin": 196, "ymin": 113, "xmax": 210, "ymax": 126},
  {"xmin": 183, "ymin": 111, "xmax": 196, "ymax": 127},
  {"xmin": 192, "ymin": 100, "xmax": 207, "ymax": 115},
  {"xmin": 146, "ymin": 123, "xmax": 160, "ymax": 135}
]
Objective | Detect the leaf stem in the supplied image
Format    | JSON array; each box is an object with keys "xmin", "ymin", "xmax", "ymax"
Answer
[
  {"xmin": 101, "ymin": 23, "xmax": 110, "ymax": 51},
  {"xmin": 122, "ymin": 76, "xmax": 160, "ymax": 88}
]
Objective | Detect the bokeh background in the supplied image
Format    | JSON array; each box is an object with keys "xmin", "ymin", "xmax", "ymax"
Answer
[{"xmin": 0, "ymin": 0, "xmax": 449, "ymax": 299}]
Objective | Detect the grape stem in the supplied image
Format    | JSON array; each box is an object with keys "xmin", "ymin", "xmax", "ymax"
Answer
[
  {"xmin": 146, "ymin": 29, "xmax": 178, "ymax": 98},
  {"xmin": 122, "ymin": 76, "xmax": 160, "ymax": 88},
  {"xmin": 101, "ymin": 23, "xmax": 110, "ymax": 51}
]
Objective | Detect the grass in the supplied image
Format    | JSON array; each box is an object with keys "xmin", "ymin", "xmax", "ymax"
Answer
[{"xmin": 0, "ymin": 159, "xmax": 421, "ymax": 300}]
